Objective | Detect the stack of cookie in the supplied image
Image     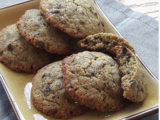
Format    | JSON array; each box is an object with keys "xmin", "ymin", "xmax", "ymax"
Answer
[{"xmin": 0, "ymin": 0, "xmax": 147, "ymax": 119}]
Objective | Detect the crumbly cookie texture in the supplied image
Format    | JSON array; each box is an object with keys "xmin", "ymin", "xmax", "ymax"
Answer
[
  {"xmin": 0, "ymin": 24, "xmax": 52, "ymax": 73},
  {"xmin": 17, "ymin": 9, "xmax": 73, "ymax": 55},
  {"xmin": 31, "ymin": 61, "xmax": 86, "ymax": 119},
  {"xmin": 78, "ymin": 33, "xmax": 135, "ymax": 53},
  {"xmin": 62, "ymin": 51, "xmax": 124, "ymax": 112},
  {"xmin": 114, "ymin": 46, "xmax": 146, "ymax": 102},
  {"xmin": 40, "ymin": 0, "xmax": 104, "ymax": 38}
]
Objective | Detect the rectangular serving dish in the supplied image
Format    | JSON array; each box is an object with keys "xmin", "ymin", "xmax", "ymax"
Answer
[{"xmin": 0, "ymin": 0, "xmax": 158, "ymax": 120}]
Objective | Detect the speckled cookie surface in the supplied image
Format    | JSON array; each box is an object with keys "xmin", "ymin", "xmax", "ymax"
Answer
[
  {"xmin": 31, "ymin": 61, "xmax": 86, "ymax": 119},
  {"xmin": 114, "ymin": 46, "xmax": 147, "ymax": 103},
  {"xmin": 78, "ymin": 33, "xmax": 135, "ymax": 53},
  {"xmin": 62, "ymin": 51, "xmax": 124, "ymax": 112},
  {"xmin": 0, "ymin": 24, "xmax": 52, "ymax": 73},
  {"xmin": 40, "ymin": 0, "xmax": 104, "ymax": 38},
  {"xmin": 17, "ymin": 9, "xmax": 72, "ymax": 55}
]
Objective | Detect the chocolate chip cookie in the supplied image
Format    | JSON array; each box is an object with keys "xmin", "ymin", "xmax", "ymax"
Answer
[
  {"xmin": 62, "ymin": 51, "xmax": 124, "ymax": 112},
  {"xmin": 17, "ymin": 9, "xmax": 72, "ymax": 55},
  {"xmin": 40, "ymin": 0, "xmax": 104, "ymax": 38},
  {"xmin": 78, "ymin": 33, "xmax": 135, "ymax": 53},
  {"xmin": 31, "ymin": 61, "xmax": 86, "ymax": 119},
  {"xmin": 0, "ymin": 24, "xmax": 52, "ymax": 73},
  {"xmin": 114, "ymin": 46, "xmax": 147, "ymax": 102}
]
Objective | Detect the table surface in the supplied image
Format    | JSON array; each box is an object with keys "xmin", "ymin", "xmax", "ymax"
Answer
[{"xmin": 0, "ymin": 0, "xmax": 158, "ymax": 120}]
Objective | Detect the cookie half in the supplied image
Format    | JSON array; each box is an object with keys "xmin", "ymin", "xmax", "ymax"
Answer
[
  {"xmin": 78, "ymin": 33, "xmax": 135, "ymax": 53},
  {"xmin": 114, "ymin": 46, "xmax": 146, "ymax": 102},
  {"xmin": 31, "ymin": 61, "xmax": 86, "ymax": 119},
  {"xmin": 0, "ymin": 24, "xmax": 52, "ymax": 73},
  {"xmin": 17, "ymin": 9, "xmax": 72, "ymax": 55},
  {"xmin": 62, "ymin": 51, "xmax": 124, "ymax": 112},
  {"xmin": 40, "ymin": 0, "xmax": 104, "ymax": 38}
]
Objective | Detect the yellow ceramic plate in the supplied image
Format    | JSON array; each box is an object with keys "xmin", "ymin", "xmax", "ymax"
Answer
[{"xmin": 0, "ymin": 0, "xmax": 158, "ymax": 120}]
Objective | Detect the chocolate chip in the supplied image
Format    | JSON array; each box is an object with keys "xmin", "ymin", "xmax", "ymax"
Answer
[
  {"xmin": 94, "ymin": 13, "xmax": 98, "ymax": 17},
  {"xmin": 51, "ymin": 10, "xmax": 60, "ymax": 14},
  {"xmin": 94, "ymin": 36, "xmax": 98, "ymax": 40},
  {"xmin": 84, "ymin": 39, "xmax": 88, "ymax": 44},
  {"xmin": 43, "ymin": 23, "xmax": 47, "ymax": 26},
  {"xmin": 101, "ymin": 22, "xmax": 104, "ymax": 27},
  {"xmin": 42, "ymin": 74, "xmax": 46, "ymax": 78},
  {"xmin": 80, "ymin": 20, "xmax": 85, "ymax": 25},
  {"xmin": 48, "ymin": 73, "xmax": 51, "ymax": 77},
  {"xmin": 120, "ymin": 54, "xmax": 126, "ymax": 59},
  {"xmin": 81, "ymin": 12, "xmax": 84, "ymax": 15},
  {"xmin": 7, "ymin": 44, "xmax": 13, "ymax": 51},
  {"xmin": 0, "ymin": 51, "xmax": 3, "ymax": 56},
  {"xmin": 127, "ymin": 70, "xmax": 130, "ymax": 74},
  {"xmin": 40, "ymin": 13, "xmax": 44, "ymax": 16},
  {"xmin": 102, "ymin": 64, "xmax": 106, "ymax": 68},
  {"xmin": 43, "ymin": 84, "xmax": 51, "ymax": 93},
  {"xmin": 49, "ymin": 108, "xmax": 58, "ymax": 114},
  {"xmin": 70, "ymin": 111, "xmax": 73, "ymax": 115},
  {"xmin": 127, "ymin": 54, "xmax": 132, "ymax": 59},
  {"xmin": 60, "ymin": 76, "xmax": 63, "ymax": 79},
  {"xmin": 36, "ymin": 41, "xmax": 45, "ymax": 48},
  {"xmin": 30, "ymin": 65, "xmax": 33, "ymax": 70},
  {"xmin": 127, "ymin": 54, "xmax": 132, "ymax": 62},
  {"xmin": 100, "ymin": 47, "xmax": 107, "ymax": 52},
  {"xmin": 122, "ymin": 45, "xmax": 127, "ymax": 54},
  {"xmin": 141, "ymin": 88, "xmax": 144, "ymax": 93},
  {"xmin": 67, "ymin": 98, "xmax": 74, "ymax": 104},
  {"xmin": 71, "ymin": 58, "xmax": 75, "ymax": 63},
  {"xmin": 119, "ymin": 71, "xmax": 123, "ymax": 77},
  {"xmin": 104, "ymin": 41, "xmax": 109, "ymax": 45}
]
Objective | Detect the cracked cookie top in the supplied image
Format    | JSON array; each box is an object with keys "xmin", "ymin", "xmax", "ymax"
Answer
[
  {"xmin": 0, "ymin": 24, "xmax": 52, "ymax": 73},
  {"xmin": 40, "ymin": 0, "xmax": 105, "ymax": 38},
  {"xmin": 31, "ymin": 61, "xmax": 86, "ymax": 119},
  {"xmin": 62, "ymin": 51, "xmax": 124, "ymax": 112},
  {"xmin": 17, "ymin": 9, "xmax": 72, "ymax": 55}
]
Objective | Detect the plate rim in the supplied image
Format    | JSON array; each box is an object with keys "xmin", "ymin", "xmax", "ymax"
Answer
[{"xmin": 0, "ymin": 0, "xmax": 159, "ymax": 120}]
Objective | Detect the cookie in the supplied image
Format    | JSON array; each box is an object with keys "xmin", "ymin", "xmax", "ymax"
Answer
[
  {"xmin": 17, "ymin": 9, "xmax": 72, "ymax": 55},
  {"xmin": 114, "ymin": 46, "xmax": 146, "ymax": 102},
  {"xmin": 0, "ymin": 24, "xmax": 52, "ymax": 73},
  {"xmin": 40, "ymin": 0, "xmax": 104, "ymax": 38},
  {"xmin": 78, "ymin": 33, "xmax": 147, "ymax": 102},
  {"xmin": 78, "ymin": 33, "xmax": 135, "ymax": 53},
  {"xmin": 62, "ymin": 51, "xmax": 124, "ymax": 112},
  {"xmin": 31, "ymin": 61, "xmax": 86, "ymax": 119}
]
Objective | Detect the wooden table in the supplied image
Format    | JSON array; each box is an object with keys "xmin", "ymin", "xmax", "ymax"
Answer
[{"xmin": 117, "ymin": 0, "xmax": 159, "ymax": 20}]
